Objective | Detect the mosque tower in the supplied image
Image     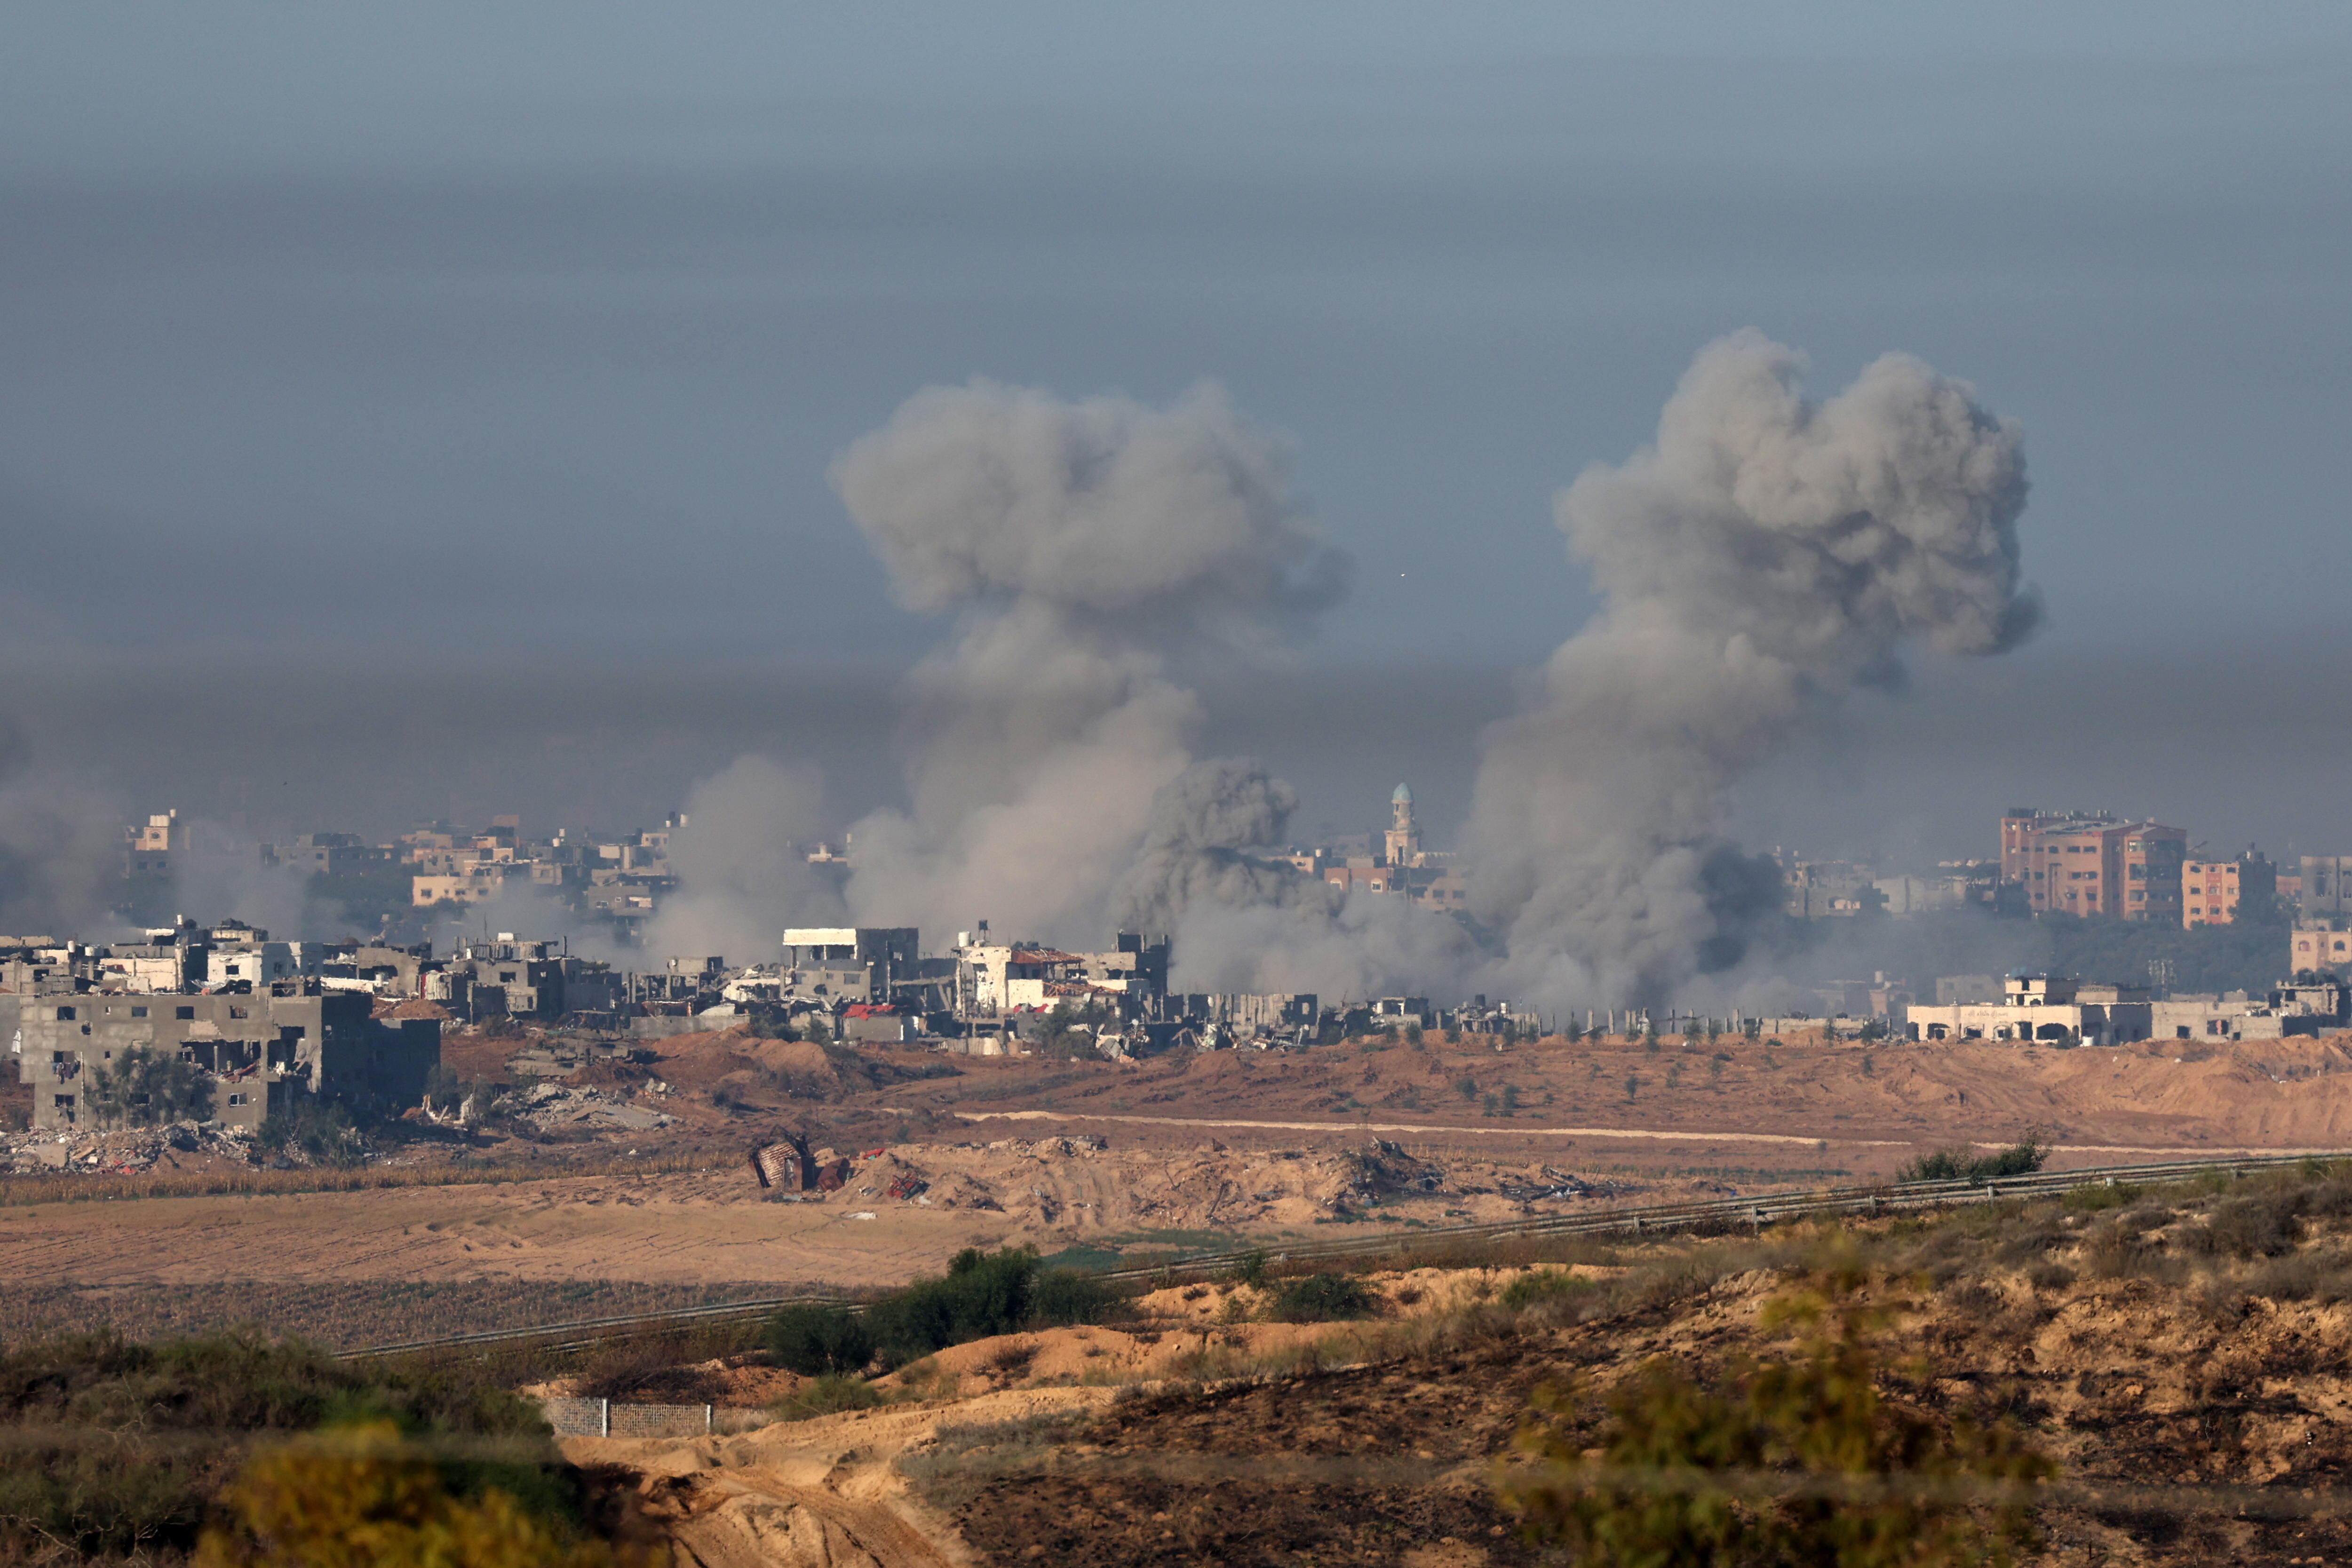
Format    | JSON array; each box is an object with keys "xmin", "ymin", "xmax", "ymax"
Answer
[{"xmin": 1384, "ymin": 782, "xmax": 1422, "ymax": 868}]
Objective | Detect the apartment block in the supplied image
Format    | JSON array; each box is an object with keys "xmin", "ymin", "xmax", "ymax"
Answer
[
  {"xmin": 15, "ymin": 989, "xmax": 438, "ymax": 1132},
  {"xmin": 1999, "ymin": 809, "xmax": 2186, "ymax": 921},
  {"xmin": 2183, "ymin": 853, "xmax": 2276, "ymax": 928}
]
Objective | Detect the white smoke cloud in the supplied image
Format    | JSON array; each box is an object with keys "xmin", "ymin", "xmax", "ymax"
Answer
[
  {"xmin": 0, "ymin": 721, "xmax": 132, "ymax": 940},
  {"xmin": 642, "ymin": 755, "xmax": 845, "ymax": 961},
  {"xmin": 828, "ymin": 380, "xmax": 1348, "ymax": 944},
  {"xmin": 1466, "ymin": 329, "xmax": 2037, "ymax": 1006}
]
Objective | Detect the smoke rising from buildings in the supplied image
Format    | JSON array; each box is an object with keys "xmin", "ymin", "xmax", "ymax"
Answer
[
  {"xmin": 0, "ymin": 716, "xmax": 127, "ymax": 939},
  {"xmin": 644, "ymin": 756, "xmax": 845, "ymax": 958},
  {"xmin": 827, "ymin": 380, "xmax": 1349, "ymax": 945},
  {"xmin": 1465, "ymin": 330, "xmax": 2038, "ymax": 1005},
  {"xmin": 1111, "ymin": 758, "xmax": 1307, "ymax": 934}
]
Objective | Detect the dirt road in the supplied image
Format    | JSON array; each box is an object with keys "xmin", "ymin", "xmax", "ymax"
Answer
[{"xmin": 568, "ymin": 1385, "xmax": 1111, "ymax": 1568}]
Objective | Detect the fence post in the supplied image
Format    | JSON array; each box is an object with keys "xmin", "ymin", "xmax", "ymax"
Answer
[
  {"xmin": 705, "ymin": 1403, "xmax": 713, "ymax": 1434},
  {"xmin": 600, "ymin": 1398, "xmax": 610, "ymax": 1438}
]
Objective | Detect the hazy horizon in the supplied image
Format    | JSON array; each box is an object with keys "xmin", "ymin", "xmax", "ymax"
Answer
[{"xmin": 5, "ymin": 4, "xmax": 2350, "ymax": 989}]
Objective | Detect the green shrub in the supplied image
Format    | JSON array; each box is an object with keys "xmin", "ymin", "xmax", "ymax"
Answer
[
  {"xmin": 1501, "ymin": 1269, "xmax": 1591, "ymax": 1311},
  {"xmin": 765, "ymin": 1374, "xmax": 882, "ymax": 1423},
  {"xmin": 1270, "ymin": 1273, "xmax": 1376, "ymax": 1323},
  {"xmin": 1504, "ymin": 1281, "xmax": 2052, "ymax": 1565},
  {"xmin": 2063, "ymin": 1181, "xmax": 2138, "ymax": 1212},
  {"xmin": 761, "ymin": 1305, "xmax": 874, "ymax": 1377},
  {"xmin": 1897, "ymin": 1135, "xmax": 2046, "ymax": 1186},
  {"xmin": 1028, "ymin": 1269, "xmax": 1118, "ymax": 1328},
  {"xmin": 0, "ymin": 1330, "xmax": 562, "ymax": 1560}
]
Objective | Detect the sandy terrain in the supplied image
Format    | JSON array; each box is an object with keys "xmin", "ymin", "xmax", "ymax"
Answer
[{"xmin": 13, "ymin": 1029, "xmax": 2352, "ymax": 1308}]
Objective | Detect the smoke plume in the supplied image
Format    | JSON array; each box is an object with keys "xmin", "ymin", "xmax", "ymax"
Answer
[
  {"xmin": 1467, "ymin": 330, "xmax": 2037, "ymax": 1005},
  {"xmin": 829, "ymin": 380, "xmax": 1348, "ymax": 943},
  {"xmin": 644, "ymin": 755, "xmax": 846, "ymax": 960},
  {"xmin": 1111, "ymin": 757, "xmax": 1306, "ymax": 933}
]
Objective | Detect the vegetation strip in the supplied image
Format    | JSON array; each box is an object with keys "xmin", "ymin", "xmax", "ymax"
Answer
[
  {"xmin": 0, "ymin": 1153, "xmax": 724, "ymax": 1208},
  {"xmin": 334, "ymin": 1148, "xmax": 2343, "ymax": 1359}
]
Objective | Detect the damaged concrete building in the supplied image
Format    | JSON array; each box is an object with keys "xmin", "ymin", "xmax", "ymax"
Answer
[{"xmin": 12, "ymin": 989, "xmax": 440, "ymax": 1132}]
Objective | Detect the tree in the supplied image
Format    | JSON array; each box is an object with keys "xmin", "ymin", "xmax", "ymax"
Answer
[
  {"xmin": 196, "ymin": 1421, "xmax": 609, "ymax": 1568},
  {"xmin": 763, "ymin": 1304, "xmax": 873, "ymax": 1376},
  {"xmin": 87, "ymin": 1045, "xmax": 213, "ymax": 1128},
  {"xmin": 1504, "ymin": 1277, "xmax": 2051, "ymax": 1566},
  {"xmin": 1035, "ymin": 1000, "xmax": 1110, "ymax": 1061}
]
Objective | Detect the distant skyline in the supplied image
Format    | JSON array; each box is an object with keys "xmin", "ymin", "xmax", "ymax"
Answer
[{"xmin": 4, "ymin": 4, "xmax": 2351, "ymax": 877}]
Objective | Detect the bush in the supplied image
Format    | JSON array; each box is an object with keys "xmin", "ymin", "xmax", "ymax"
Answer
[
  {"xmin": 1501, "ymin": 1269, "xmax": 1591, "ymax": 1311},
  {"xmin": 2192, "ymin": 1191, "xmax": 2304, "ymax": 1259},
  {"xmin": 762, "ymin": 1305, "xmax": 874, "ymax": 1377},
  {"xmin": 2082, "ymin": 1214, "xmax": 2172, "ymax": 1280},
  {"xmin": 1270, "ymin": 1273, "xmax": 1377, "ymax": 1323},
  {"xmin": 257, "ymin": 1100, "xmax": 367, "ymax": 1169},
  {"xmin": 1897, "ymin": 1135, "xmax": 2046, "ymax": 1186},
  {"xmin": 1503, "ymin": 1281, "xmax": 2052, "ymax": 1566},
  {"xmin": 1028, "ymin": 1269, "xmax": 1119, "ymax": 1328},
  {"xmin": 196, "ymin": 1420, "xmax": 608, "ymax": 1568},
  {"xmin": 0, "ymin": 1331, "xmax": 562, "ymax": 1560},
  {"xmin": 765, "ymin": 1374, "xmax": 882, "ymax": 1423},
  {"xmin": 862, "ymin": 1247, "xmax": 1118, "ymax": 1368}
]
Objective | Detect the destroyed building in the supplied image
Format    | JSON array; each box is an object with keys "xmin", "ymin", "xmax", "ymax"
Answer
[{"xmin": 12, "ymin": 989, "xmax": 439, "ymax": 1132}]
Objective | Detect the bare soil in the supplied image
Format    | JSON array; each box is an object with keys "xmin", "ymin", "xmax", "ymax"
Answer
[{"xmin": 584, "ymin": 1174, "xmax": 2352, "ymax": 1567}]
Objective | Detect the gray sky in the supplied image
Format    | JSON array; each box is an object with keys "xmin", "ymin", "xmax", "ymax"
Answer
[{"xmin": 4, "ymin": 3, "xmax": 2351, "ymax": 863}]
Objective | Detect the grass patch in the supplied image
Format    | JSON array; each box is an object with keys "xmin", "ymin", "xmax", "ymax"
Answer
[
  {"xmin": 764, "ymin": 1374, "xmax": 882, "ymax": 1423},
  {"xmin": 1269, "ymin": 1274, "xmax": 1377, "ymax": 1323}
]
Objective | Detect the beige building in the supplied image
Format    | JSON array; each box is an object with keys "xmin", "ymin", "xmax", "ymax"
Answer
[
  {"xmin": 1905, "ymin": 975, "xmax": 2151, "ymax": 1044},
  {"xmin": 2000, "ymin": 810, "xmax": 2186, "ymax": 922},
  {"xmin": 124, "ymin": 810, "xmax": 178, "ymax": 877},
  {"xmin": 2289, "ymin": 924, "xmax": 2352, "ymax": 977}
]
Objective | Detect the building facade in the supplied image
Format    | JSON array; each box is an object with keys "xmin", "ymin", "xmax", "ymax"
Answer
[
  {"xmin": 13, "ymin": 989, "xmax": 438, "ymax": 1131},
  {"xmin": 2183, "ymin": 853, "xmax": 2276, "ymax": 928},
  {"xmin": 1999, "ymin": 810, "xmax": 2186, "ymax": 922}
]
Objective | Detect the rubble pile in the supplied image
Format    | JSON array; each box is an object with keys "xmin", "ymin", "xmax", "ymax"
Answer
[
  {"xmin": 509, "ymin": 1082, "xmax": 673, "ymax": 1133},
  {"xmin": 0, "ymin": 1122, "xmax": 255, "ymax": 1175},
  {"xmin": 1321, "ymin": 1139, "xmax": 1449, "ymax": 1214}
]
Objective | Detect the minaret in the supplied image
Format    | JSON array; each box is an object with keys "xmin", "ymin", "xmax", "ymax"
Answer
[{"xmin": 1384, "ymin": 782, "xmax": 1421, "ymax": 868}]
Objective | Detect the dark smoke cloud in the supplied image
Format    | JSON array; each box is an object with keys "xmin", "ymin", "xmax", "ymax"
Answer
[{"xmin": 1111, "ymin": 757, "xmax": 1309, "ymax": 934}]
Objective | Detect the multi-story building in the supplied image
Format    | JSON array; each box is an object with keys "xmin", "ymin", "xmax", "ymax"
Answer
[
  {"xmin": 1785, "ymin": 859, "xmax": 1876, "ymax": 918},
  {"xmin": 2183, "ymin": 853, "xmax": 2277, "ymax": 928},
  {"xmin": 262, "ymin": 832, "xmax": 396, "ymax": 876},
  {"xmin": 424, "ymin": 935, "xmax": 619, "ymax": 1021},
  {"xmin": 14, "ymin": 988, "xmax": 438, "ymax": 1131},
  {"xmin": 2299, "ymin": 856, "xmax": 2352, "ymax": 918},
  {"xmin": 953, "ymin": 929, "xmax": 1168, "ymax": 1017},
  {"xmin": 124, "ymin": 811, "xmax": 178, "ymax": 878},
  {"xmin": 1999, "ymin": 810, "xmax": 2186, "ymax": 922}
]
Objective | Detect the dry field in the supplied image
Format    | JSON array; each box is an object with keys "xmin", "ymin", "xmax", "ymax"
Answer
[
  {"xmin": 574, "ymin": 1163, "xmax": 2352, "ymax": 1567},
  {"xmin": 11, "ymin": 1027, "xmax": 2352, "ymax": 1350}
]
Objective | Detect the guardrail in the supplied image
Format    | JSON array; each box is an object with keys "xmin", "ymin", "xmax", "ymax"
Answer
[{"xmin": 339, "ymin": 1150, "xmax": 2342, "ymax": 1361}]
